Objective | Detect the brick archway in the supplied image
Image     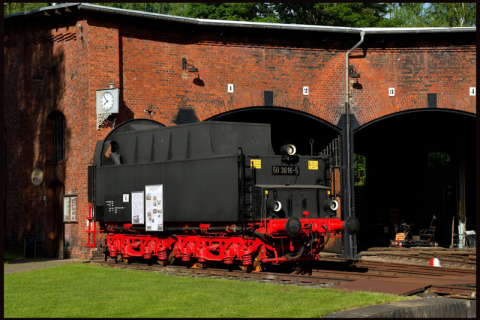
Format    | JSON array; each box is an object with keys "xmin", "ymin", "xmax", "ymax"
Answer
[
  {"xmin": 353, "ymin": 109, "xmax": 476, "ymax": 250},
  {"xmin": 206, "ymin": 106, "xmax": 341, "ymax": 155},
  {"xmin": 192, "ymin": 91, "xmax": 342, "ymax": 126},
  {"xmin": 354, "ymin": 108, "xmax": 476, "ymax": 133},
  {"xmin": 352, "ymin": 93, "xmax": 476, "ymax": 127}
]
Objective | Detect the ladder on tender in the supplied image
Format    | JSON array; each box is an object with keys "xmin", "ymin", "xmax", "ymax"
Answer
[{"xmin": 86, "ymin": 203, "xmax": 96, "ymax": 248}]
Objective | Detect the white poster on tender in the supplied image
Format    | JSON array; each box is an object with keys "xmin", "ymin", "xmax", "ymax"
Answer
[
  {"xmin": 145, "ymin": 184, "xmax": 163, "ymax": 231},
  {"xmin": 131, "ymin": 191, "xmax": 144, "ymax": 225}
]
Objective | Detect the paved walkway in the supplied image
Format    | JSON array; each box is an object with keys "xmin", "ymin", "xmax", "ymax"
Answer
[{"xmin": 4, "ymin": 258, "xmax": 84, "ymax": 274}]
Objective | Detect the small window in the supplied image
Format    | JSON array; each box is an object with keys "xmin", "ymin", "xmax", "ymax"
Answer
[
  {"xmin": 48, "ymin": 111, "xmax": 65, "ymax": 161},
  {"xmin": 63, "ymin": 195, "xmax": 77, "ymax": 222}
]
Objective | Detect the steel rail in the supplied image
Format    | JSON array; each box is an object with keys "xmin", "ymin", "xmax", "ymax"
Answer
[{"xmin": 91, "ymin": 259, "xmax": 475, "ymax": 299}]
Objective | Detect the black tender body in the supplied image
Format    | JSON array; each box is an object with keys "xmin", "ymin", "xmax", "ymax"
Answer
[{"xmin": 91, "ymin": 119, "xmax": 334, "ymax": 225}]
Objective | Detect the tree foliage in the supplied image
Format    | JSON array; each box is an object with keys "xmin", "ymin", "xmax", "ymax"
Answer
[
  {"xmin": 354, "ymin": 154, "xmax": 366, "ymax": 186},
  {"xmin": 91, "ymin": 3, "xmax": 183, "ymax": 15},
  {"xmin": 4, "ymin": 3, "xmax": 50, "ymax": 16},
  {"xmin": 179, "ymin": 3, "xmax": 277, "ymax": 22},
  {"xmin": 426, "ymin": 3, "xmax": 476, "ymax": 27},
  {"xmin": 272, "ymin": 3, "xmax": 401, "ymax": 27},
  {"xmin": 389, "ymin": 3, "xmax": 476, "ymax": 27},
  {"xmin": 4, "ymin": 3, "xmax": 476, "ymax": 27},
  {"xmin": 388, "ymin": 3, "xmax": 430, "ymax": 27},
  {"xmin": 170, "ymin": 3, "xmax": 401, "ymax": 27}
]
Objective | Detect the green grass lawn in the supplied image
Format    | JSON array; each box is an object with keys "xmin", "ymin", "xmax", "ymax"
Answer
[{"xmin": 4, "ymin": 263, "xmax": 413, "ymax": 318}]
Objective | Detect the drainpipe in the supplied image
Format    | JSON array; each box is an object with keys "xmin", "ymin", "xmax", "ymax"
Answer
[
  {"xmin": 342, "ymin": 31, "xmax": 364, "ymax": 258},
  {"xmin": 344, "ymin": 31, "xmax": 365, "ymax": 218}
]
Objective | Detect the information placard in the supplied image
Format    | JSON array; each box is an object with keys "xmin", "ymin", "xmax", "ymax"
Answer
[
  {"xmin": 145, "ymin": 184, "xmax": 163, "ymax": 231},
  {"xmin": 131, "ymin": 191, "xmax": 144, "ymax": 224}
]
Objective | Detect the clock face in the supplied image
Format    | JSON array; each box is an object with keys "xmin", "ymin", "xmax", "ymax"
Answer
[
  {"xmin": 101, "ymin": 92, "xmax": 114, "ymax": 111},
  {"xmin": 96, "ymin": 88, "xmax": 118, "ymax": 115}
]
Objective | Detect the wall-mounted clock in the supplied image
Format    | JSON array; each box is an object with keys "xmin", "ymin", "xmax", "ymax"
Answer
[{"xmin": 96, "ymin": 88, "xmax": 119, "ymax": 114}]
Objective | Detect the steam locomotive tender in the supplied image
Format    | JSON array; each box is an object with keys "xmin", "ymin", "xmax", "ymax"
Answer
[{"xmin": 89, "ymin": 119, "xmax": 359, "ymax": 271}]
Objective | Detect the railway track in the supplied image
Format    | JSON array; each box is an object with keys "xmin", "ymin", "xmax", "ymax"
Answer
[
  {"xmin": 92, "ymin": 257, "xmax": 476, "ymax": 300},
  {"xmin": 358, "ymin": 247, "xmax": 476, "ymax": 269}
]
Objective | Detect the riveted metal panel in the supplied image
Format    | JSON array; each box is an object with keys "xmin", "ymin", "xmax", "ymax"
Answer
[
  {"xmin": 101, "ymin": 121, "xmax": 274, "ymax": 166},
  {"xmin": 95, "ymin": 155, "xmax": 239, "ymax": 223},
  {"xmin": 162, "ymin": 156, "xmax": 239, "ymax": 221}
]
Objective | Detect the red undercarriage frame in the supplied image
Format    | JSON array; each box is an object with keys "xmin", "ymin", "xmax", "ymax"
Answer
[{"xmin": 104, "ymin": 214, "xmax": 345, "ymax": 268}]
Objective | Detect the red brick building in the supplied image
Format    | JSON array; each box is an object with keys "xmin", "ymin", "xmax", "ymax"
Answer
[{"xmin": 4, "ymin": 4, "xmax": 476, "ymax": 259}]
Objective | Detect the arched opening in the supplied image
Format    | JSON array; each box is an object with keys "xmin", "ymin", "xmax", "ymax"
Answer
[
  {"xmin": 206, "ymin": 107, "xmax": 340, "ymax": 156},
  {"xmin": 354, "ymin": 110, "xmax": 476, "ymax": 250},
  {"xmin": 46, "ymin": 180, "xmax": 65, "ymax": 258},
  {"xmin": 47, "ymin": 111, "xmax": 65, "ymax": 161}
]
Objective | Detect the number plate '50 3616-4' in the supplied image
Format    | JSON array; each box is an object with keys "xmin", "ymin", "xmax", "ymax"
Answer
[{"xmin": 272, "ymin": 165, "xmax": 300, "ymax": 175}]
